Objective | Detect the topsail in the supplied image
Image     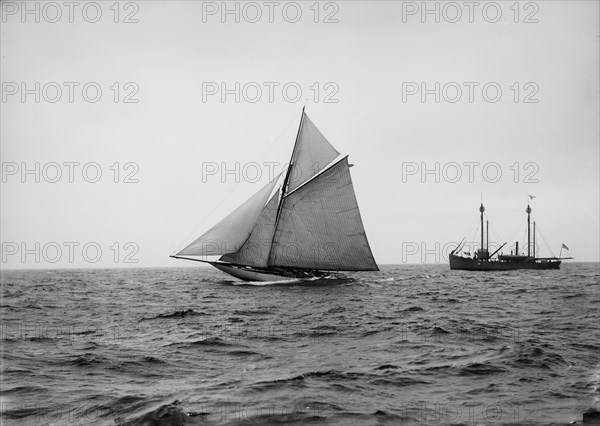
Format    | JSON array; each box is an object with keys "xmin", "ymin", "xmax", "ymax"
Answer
[{"xmin": 285, "ymin": 114, "xmax": 340, "ymax": 194}]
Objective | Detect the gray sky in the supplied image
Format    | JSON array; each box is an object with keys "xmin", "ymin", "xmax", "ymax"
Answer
[{"xmin": 1, "ymin": 1, "xmax": 598, "ymax": 268}]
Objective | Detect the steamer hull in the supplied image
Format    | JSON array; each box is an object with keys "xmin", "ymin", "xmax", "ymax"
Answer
[{"xmin": 449, "ymin": 254, "xmax": 561, "ymax": 271}]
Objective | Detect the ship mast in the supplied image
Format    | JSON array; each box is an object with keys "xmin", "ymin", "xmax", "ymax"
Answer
[
  {"xmin": 533, "ymin": 221, "xmax": 536, "ymax": 259},
  {"xmin": 480, "ymin": 203, "xmax": 485, "ymax": 252},
  {"xmin": 476, "ymin": 202, "xmax": 490, "ymax": 260},
  {"xmin": 275, "ymin": 106, "xmax": 305, "ymax": 223},
  {"xmin": 526, "ymin": 204, "xmax": 532, "ymax": 257}
]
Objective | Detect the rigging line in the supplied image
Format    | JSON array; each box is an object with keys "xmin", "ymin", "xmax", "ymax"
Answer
[
  {"xmin": 532, "ymin": 214, "xmax": 564, "ymax": 255},
  {"xmin": 535, "ymin": 223, "xmax": 557, "ymax": 258},
  {"xmin": 458, "ymin": 213, "xmax": 478, "ymax": 240},
  {"xmin": 487, "ymin": 216, "xmax": 504, "ymax": 247},
  {"xmin": 254, "ymin": 113, "xmax": 298, "ymax": 162},
  {"xmin": 173, "ymin": 115, "xmax": 297, "ymax": 254},
  {"xmin": 481, "ymin": 213, "xmax": 504, "ymax": 253},
  {"xmin": 457, "ymin": 216, "xmax": 478, "ymax": 253},
  {"xmin": 505, "ymin": 221, "xmax": 525, "ymax": 249},
  {"xmin": 465, "ymin": 223, "xmax": 478, "ymax": 254}
]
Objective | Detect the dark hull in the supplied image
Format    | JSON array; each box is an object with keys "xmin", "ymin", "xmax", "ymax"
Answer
[
  {"xmin": 449, "ymin": 254, "xmax": 561, "ymax": 271},
  {"xmin": 212, "ymin": 262, "xmax": 336, "ymax": 282}
]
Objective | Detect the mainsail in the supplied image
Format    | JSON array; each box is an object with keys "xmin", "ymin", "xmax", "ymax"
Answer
[
  {"xmin": 269, "ymin": 157, "xmax": 379, "ymax": 271},
  {"xmin": 176, "ymin": 109, "xmax": 378, "ymax": 274}
]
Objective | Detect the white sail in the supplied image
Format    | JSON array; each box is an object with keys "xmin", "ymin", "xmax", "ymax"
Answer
[
  {"xmin": 285, "ymin": 113, "xmax": 340, "ymax": 194},
  {"xmin": 268, "ymin": 157, "xmax": 378, "ymax": 271},
  {"xmin": 220, "ymin": 192, "xmax": 280, "ymax": 267},
  {"xmin": 177, "ymin": 174, "xmax": 281, "ymax": 257}
]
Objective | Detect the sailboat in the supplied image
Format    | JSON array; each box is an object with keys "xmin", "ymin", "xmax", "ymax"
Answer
[
  {"xmin": 449, "ymin": 200, "xmax": 573, "ymax": 271},
  {"xmin": 171, "ymin": 108, "xmax": 379, "ymax": 281}
]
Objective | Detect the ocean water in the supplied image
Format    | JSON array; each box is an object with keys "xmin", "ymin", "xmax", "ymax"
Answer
[{"xmin": 1, "ymin": 263, "xmax": 599, "ymax": 426}]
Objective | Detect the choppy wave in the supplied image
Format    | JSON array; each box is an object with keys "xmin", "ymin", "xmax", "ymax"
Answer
[{"xmin": 1, "ymin": 264, "xmax": 598, "ymax": 425}]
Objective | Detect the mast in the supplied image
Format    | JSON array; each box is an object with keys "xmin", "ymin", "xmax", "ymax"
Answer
[
  {"xmin": 486, "ymin": 220, "xmax": 489, "ymax": 250},
  {"xmin": 526, "ymin": 204, "xmax": 532, "ymax": 257},
  {"xmin": 275, "ymin": 106, "xmax": 305, "ymax": 224},
  {"xmin": 479, "ymin": 203, "xmax": 485, "ymax": 252},
  {"xmin": 476, "ymin": 202, "xmax": 490, "ymax": 260},
  {"xmin": 533, "ymin": 221, "xmax": 536, "ymax": 259},
  {"xmin": 267, "ymin": 107, "xmax": 305, "ymax": 267}
]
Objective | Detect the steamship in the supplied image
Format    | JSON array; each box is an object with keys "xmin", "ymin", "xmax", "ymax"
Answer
[{"xmin": 449, "ymin": 201, "xmax": 572, "ymax": 271}]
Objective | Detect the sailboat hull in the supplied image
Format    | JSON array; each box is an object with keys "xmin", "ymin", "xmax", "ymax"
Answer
[
  {"xmin": 170, "ymin": 256, "xmax": 339, "ymax": 282},
  {"xmin": 211, "ymin": 263, "xmax": 294, "ymax": 282},
  {"xmin": 449, "ymin": 254, "xmax": 561, "ymax": 271},
  {"xmin": 211, "ymin": 263, "xmax": 335, "ymax": 282}
]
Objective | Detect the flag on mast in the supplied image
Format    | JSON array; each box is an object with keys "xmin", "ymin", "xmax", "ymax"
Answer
[
  {"xmin": 561, "ymin": 243, "xmax": 569, "ymax": 250},
  {"xmin": 528, "ymin": 194, "xmax": 536, "ymax": 200}
]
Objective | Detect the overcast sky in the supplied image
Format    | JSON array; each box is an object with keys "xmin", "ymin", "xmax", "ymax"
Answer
[{"xmin": 1, "ymin": 1, "xmax": 598, "ymax": 269}]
